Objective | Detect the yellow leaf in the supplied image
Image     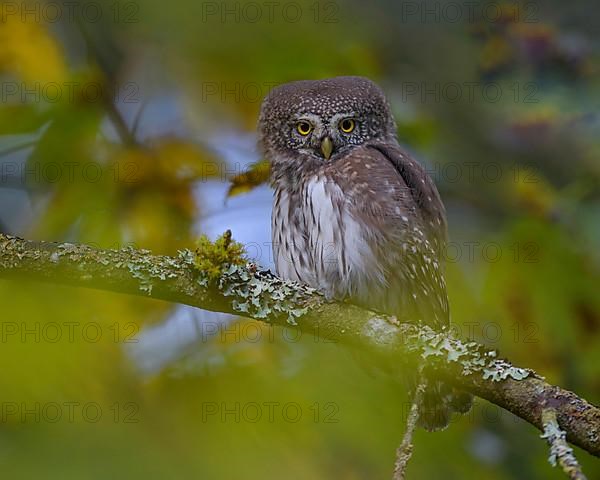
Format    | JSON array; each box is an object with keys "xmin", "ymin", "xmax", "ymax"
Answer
[
  {"xmin": 227, "ymin": 160, "xmax": 270, "ymax": 198},
  {"xmin": 0, "ymin": 6, "xmax": 67, "ymax": 84}
]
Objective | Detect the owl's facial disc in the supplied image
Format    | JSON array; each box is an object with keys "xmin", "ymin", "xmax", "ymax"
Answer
[
  {"xmin": 258, "ymin": 76, "xmax": 398, "ymax": 171},
  {"xmin": 292, "ymin": 112, "xmax": 359, "ymax": 161}
]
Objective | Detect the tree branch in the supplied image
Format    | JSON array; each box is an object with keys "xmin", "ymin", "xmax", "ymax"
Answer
[{"xmin": 0, "ymin": 233, "xmax": 598, "ymax": 462}]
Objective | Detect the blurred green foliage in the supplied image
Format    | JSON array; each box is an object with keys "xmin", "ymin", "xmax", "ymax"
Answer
[{"xmin": 0, "ymin": 0, "xmax": 599, "ymax": 478}]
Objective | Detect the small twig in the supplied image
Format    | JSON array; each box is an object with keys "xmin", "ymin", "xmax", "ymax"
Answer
[
  {"xmin": 75, "ymin": 18, "xmax": 138, "ymax": 147},
  {"xmin": 222, "ymin": 229, "xmax": 233, "ymax": 250},
  {"xmin": 541, "ymin": 408, "xmax": 588, "ymax": 480},
  {"xmin": 130, "ymin": 98, "xmax": 149, "ymax": 138},
  {"xmin": 393, "ymin": 364, "xmax": 427, "ymax": 480}
]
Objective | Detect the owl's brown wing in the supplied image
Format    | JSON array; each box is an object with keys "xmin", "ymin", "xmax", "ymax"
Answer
[
  {"xmin": 369, "ymin": 142, "xmax": 449, "ymax": 327},
  {"xmin": 367, "ymin": 142, "xmax": 448, "ymax": 258},
  {"xmin": 330, "ymin": 142, "xmax": 449, "ymax": 328}
]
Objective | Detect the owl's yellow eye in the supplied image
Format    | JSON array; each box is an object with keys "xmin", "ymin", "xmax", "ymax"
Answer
[
  {"xmin": 296, "ymin": 121, "xmax": 313, "ymax": 136},
  {"xmin": 339, "ymin": 118, "xmax": 355, "ymax": 133}
]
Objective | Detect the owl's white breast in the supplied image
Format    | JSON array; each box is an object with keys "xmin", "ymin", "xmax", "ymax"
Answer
[{"xmin": 272, "ymin": 176, "xmax": 383, "ymax": 300}]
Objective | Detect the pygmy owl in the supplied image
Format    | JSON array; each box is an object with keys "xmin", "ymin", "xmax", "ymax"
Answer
[{"xmin": 258, "ymin": 76, "xmax": 470, "ymax": 430}]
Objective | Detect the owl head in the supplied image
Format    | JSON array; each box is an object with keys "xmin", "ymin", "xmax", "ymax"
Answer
[{"xmin": 258, "ymin": 76, "xmax": 397, "ymax": 181}]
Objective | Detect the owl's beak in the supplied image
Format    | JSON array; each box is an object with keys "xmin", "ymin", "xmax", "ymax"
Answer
[{"xmin": 320, "ymin": 136, "xmax": 333, "ymax": 160}]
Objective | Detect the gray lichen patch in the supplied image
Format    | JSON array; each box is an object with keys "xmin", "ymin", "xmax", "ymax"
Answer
[
  {"xmin": 0, "ymin": 236, "xmax": 24, "ymax": 268},
  {"xmin": 218, "ymin": 263, "xmax": 322, "ymax": 324},
  {"xmin": 483, "ymin": 360, "xmax": 529, "ymax": 381},
  {"xmin": 401, "ymin": 323, "xmax": 532, "ymax": 382},
  {"xmin": 118, "ymin": 247, "xmax": 180, "ymax": 295},
  {"xmin": 56, "ymin": 242, "xmax": 90, "ymax": 260},
  {"xmin": 362, "ymin": 316, "xmax": 405, "ymax": 349},
  {"xmin": 177, "ymin": 248, "xmax": 196, "ymax": 266},
  {"xmin": 0, "ymin": 235, "xmax": 47, "ymax": 268}
]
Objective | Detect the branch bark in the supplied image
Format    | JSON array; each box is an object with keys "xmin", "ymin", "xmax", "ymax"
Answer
[{"xmin": 0, "ymin": 233, "xmax": 598, "ymax": 460}]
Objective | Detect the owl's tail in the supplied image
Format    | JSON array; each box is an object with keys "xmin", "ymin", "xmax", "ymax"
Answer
[{"xmin": 417, "ymin": 380, "xmax": 473, "ymax": 431}]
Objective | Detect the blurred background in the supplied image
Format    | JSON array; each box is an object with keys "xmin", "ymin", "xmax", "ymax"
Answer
[{"xmin": 0, "ymin": 0, "xmax": 599, "ymax": 478}]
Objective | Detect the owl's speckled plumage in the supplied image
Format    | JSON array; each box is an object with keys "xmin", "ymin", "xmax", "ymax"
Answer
[{"xmin": 259, "ymin": 76, "xmax": 471, "ymax": 429}]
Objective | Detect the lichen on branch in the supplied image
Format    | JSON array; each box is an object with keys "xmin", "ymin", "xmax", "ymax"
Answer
[
  {"xmin": 190, "ymin": 230, "xmax": 322, "ymax": 323},
  {"xmin": 402, "ymin": 324, "xmax": 532, "ymax": 382},
  {"xmin": 542, "ymin": 408, "xmax": 589, "ymax": 480}
]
